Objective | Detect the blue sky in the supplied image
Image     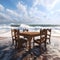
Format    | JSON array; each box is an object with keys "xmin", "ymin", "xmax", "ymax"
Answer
[{"xmin": 0, "ymin": 0, "xmax": 60, "ymax": 24}]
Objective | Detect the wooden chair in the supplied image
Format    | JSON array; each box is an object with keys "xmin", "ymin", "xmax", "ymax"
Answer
[
  {"xmin": 33, "ymin": 29, "xmax": 47, "ymax": 51},
  {"xmin": 11, "ymin": 29, "xmax": 27, "ymax": 49},
  {"xmin": 11, "ymin": 29, "xmax": 16, "ymax": 45},
  {"xmin": 46, "ymin": 29, "xmax": 51, "ymax": 43},
  {"xmin": 23, "ymin": 29, "xmax": 29, "ymax": 39}
]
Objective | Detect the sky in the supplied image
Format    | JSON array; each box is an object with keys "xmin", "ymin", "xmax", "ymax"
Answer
[{"xmin": 0, "ymin": 0, "xmax": 60, "ymax": 25}]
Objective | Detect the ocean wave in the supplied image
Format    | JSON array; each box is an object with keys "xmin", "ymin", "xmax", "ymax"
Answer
[{"xmin": 0, "ymin": 24, "xmax": 60, "ymax": 37}]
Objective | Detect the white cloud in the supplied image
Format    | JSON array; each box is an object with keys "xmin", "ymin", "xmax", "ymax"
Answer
[
  {"xmin": 29, "ymin": 2, "xmax": 47, "ymax": 23},
  {"xmin": 0, "ymin": 13, "xmax": 11, "ymax": 20},
  {"xmin": 0, "ymin": 0, "xmax": 60, "ymax": 24},
  {"xmin": 16, "ymin": 1, "xmax": 31, "ymax": 23},
  {"xmin": 30, "ymin": 0, "xmax": 60, "ymax": 24},
  {"xmin": 29, "ymin": 7, "xmax": 46, "ymax": 17},
  {"xmin": 17, "ymin": 2, "xmax": 28, "ymax": 16},
  {"xmin": 0, "ymin": 4, "xmax": 4, "ymax": 11},
  {"xmin": 33, "ymin": 0, "xmax": 41, "ymax": 7},
  {"xmin": 42, "ymin": 0, "xmax": 56, "ymax": 10},
  {"xmin": 0, "ymin": 12, "xmax": 13, "ymax": 23},
  {"xmin": 33, "ymin": 0, "xmax": 59, "ymax": 10},
  {"xmin": 6, "ymin": 9, "xmax": 20, "ymax": 17}
]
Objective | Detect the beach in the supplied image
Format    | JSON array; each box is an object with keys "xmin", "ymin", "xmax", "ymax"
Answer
[{"xmin": 0, "ymin": 24, "xmax": 60, "ymax": 60}]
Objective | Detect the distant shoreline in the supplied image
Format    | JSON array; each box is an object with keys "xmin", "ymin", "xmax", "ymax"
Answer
[
  {"xmin": 29, "ymin": 24, "xmax": 60, "ymax": 27},
  {"xmin": 10, "ymin": 24, "xmax": 60, "ymax": 27}
]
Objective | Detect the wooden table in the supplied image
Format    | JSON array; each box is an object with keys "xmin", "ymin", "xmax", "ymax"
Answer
[{"xmin": 20, "ymin": 32, "xmax": 40, "ymax": 51}]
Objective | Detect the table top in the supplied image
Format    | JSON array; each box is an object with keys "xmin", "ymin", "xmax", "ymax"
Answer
[{"xmin": 20, "ymin": 32, "xmax": 40, "ymax": 37}]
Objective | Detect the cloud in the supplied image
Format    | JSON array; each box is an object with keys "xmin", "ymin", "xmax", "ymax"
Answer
[
  {"xmin": 28, "ymin": 1, "xmax": 47, "ymax": 24},
  {"xmin": 17, "ymin": 2, "xmax": 28, "ymax": 16},
  {"xmin": 0, "ymin": 12, "xmax": 13, "ymax": 24},
  {"xmin": 30, "ymin": 0, "xmax": 60, "ymax": 24},
  {"xmin": 6, "ymin": 9, "xmax": 20, "ymax": 17},
  {"xmin": 33, "ymin": 0, "xmax": 41, "ymax": 6},
  {"xmin": 51, "ymin": 0, "xmax": 60, "ymax": 11},
  {"xmin": 0, "ymin": 13, "xmax": 11, "ymax": 20},
  {"xmin": 29, "ymin": 6, "xmax": 46, "ymax": 17},
  {"xmin": 42, "ymin": 0, "xmax": 57, "ymax": 10},
  {"xmin": 33, "ymin": 0, "xmax": 59, "ymax": 10},
  {"xmin": 0, "ymin": 4, "xmax": 4, "ymax": 11},
  {"xmin": 0, "ymin": 0, "xmax": 60, "ymax": 24},
  {"xmin": 16, "ymin": 1, "xmax": 47, "ymax": 24}
]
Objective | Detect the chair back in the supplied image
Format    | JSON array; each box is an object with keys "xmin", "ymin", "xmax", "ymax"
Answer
[
  {"xmin": 47, "ymin": 29, "xmax": 51, "ymax": 35},
  {"xmin": 40, "ymin": 29, "xmax": 47, "ymax": 42},
  {"xmin": 23, "ymin": 29, "xmax": 29, "ymax": 38},
  {"xmin": 46, "ymin": 29, "xmax": 51, "ymax": 43},
  {"xmin": 11, "ymin": 29, "xmax": 20, "ymax": 41},
  {"xmin": 23, "ymin": 29, "xmax": 28, "ymax": 32}
]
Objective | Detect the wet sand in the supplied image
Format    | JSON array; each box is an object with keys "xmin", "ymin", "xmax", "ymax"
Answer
[
  {"xmin": 0, "ymin": 37, "xmax": 7, "ymax": 40},
  {"xmin": 0, "ymin": 36, "xmax": 60, "ymax": 60}
]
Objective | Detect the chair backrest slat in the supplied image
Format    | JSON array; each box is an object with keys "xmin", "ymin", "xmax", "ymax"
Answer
[
  {"xmin": 46, "ymin": 29, "xmax": 51, "ymax": 43},
  {"xmin": 47, "ymin": 29, "xmax": 51, "ymax": 36},
  {"xmin": 40, "ymin": 29, "xmax": 47, "ymax": 42},
  {"xmin": 11, "ymin": 29, "xmax": 20, "ymax": 40},
  {"xmin": 23, "ymin": 29, "xmax": 29, "ymax": 38}
]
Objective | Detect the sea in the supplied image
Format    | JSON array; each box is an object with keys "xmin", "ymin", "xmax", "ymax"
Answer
[{"xmin": 0, "ymin": 24, "xmax": 60, "ymax": 37}]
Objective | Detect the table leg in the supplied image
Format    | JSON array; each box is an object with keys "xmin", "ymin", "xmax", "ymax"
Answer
[
  {"xmin": 27, "ymin": 37, "xmax": 32, "ymax": 53},
  {"xmin": 29, "ymin": 37, "xmax": 32, "ymax": 50}
]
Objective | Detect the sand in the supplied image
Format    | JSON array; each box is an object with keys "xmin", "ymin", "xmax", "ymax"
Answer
[{"xmin": 0, "ymin": 35, "xmax": 60, "ymax": 60}]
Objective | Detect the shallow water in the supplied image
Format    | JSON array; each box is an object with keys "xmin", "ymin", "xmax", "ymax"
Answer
[{"xmin": 0, "ymin": 36, "xmax": 60, "ymax": 60}]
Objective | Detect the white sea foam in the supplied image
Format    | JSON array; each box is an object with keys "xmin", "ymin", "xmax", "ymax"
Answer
[{"xmin": 0, "ymin": 24, "xmax": 60, "ymax": 37}]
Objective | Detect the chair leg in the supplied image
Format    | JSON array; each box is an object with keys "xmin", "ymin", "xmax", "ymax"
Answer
[
  {"xmin": 33, "ymin": 42, "xmax": 34, "ymax": 48},
  {"xmin": 49, "ymin": 38, "xmax": 50, "ymax": 43},
  {"xmin": 44, "ymin": 41, "xmax": 47, "ymax": 51},
  {"xmin": 17, "ymin": 40, "xmax": 22, "ymax": 49},
  {"xmin": 39, "ymin": 44, "xmax": 42, "ymax": 52},
  {"xmin": 33, "ymin": 38, "xmax": 35, "ymax": 48},
  {"xmin": 40, "ymin": 44, "xmax": 44, "ymax": 53},
  {"xmin": 26, "ymin": 41, "xmax": 27, "ymax": 50},
  {"xmin": 15, "ymin": 41, "xmax": 18, "ymax": 49},
  {"xmin": 12, "ymin": 39, "xmax": 14, "ymax": 45}
]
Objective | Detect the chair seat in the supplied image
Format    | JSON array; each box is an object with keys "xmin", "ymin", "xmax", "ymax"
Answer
[
  {"xmin": 17, "ymin": 38, "xmax": 27, "ymax": 49},
  {"xmin": 18, "ymin": 38, "xmax": 27, "ymax": 43},
  {"xmin": 34, "ymin": 38, "xmax": 45, "ymax": 44}
]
